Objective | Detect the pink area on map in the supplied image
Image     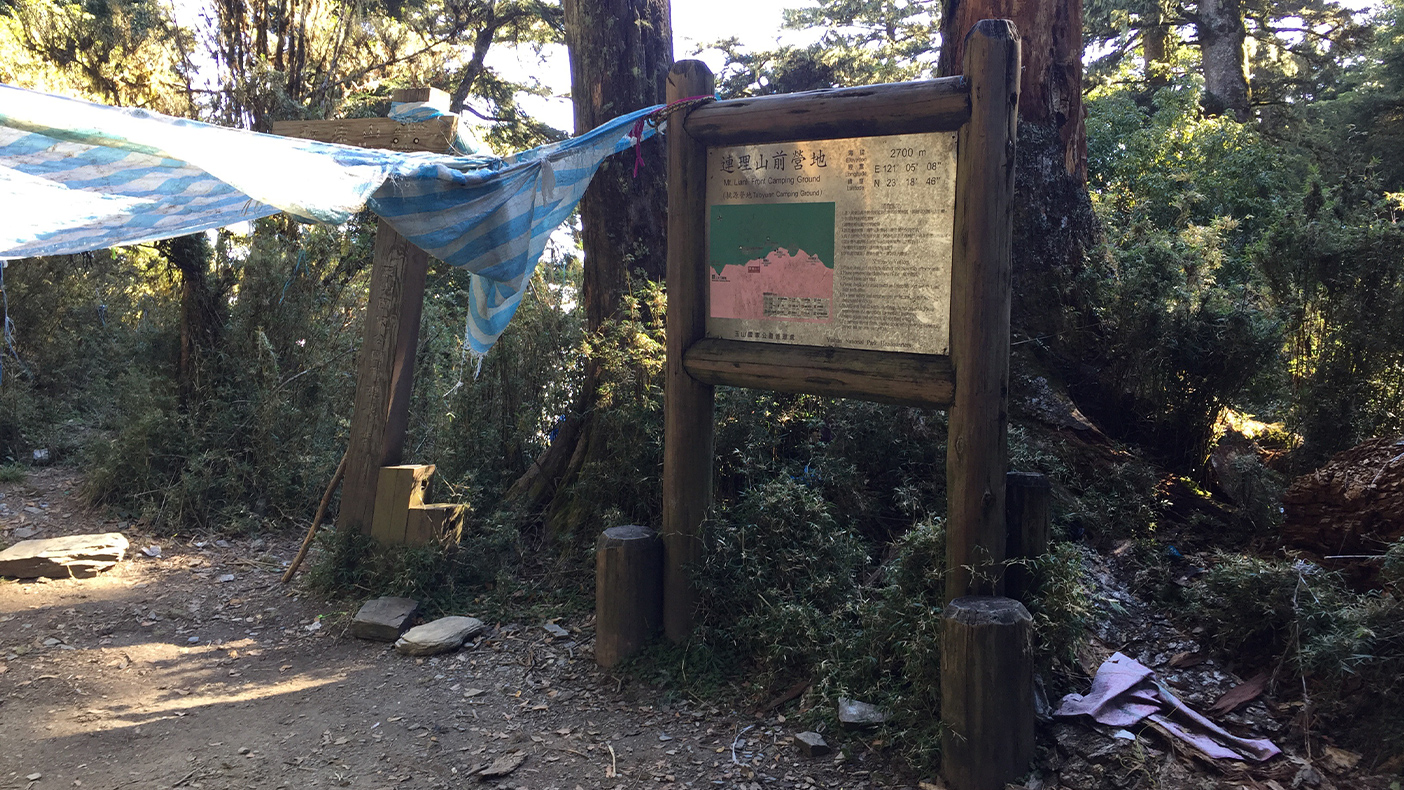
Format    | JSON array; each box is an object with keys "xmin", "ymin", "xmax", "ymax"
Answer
[{"xmin": 710, "ymin": 248, "xmax": 834, "ymax": 322}]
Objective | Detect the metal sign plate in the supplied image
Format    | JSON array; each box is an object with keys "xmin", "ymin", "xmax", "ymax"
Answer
[{"xmin": 704, "ymin": 131, "xmax": 957, "ymax": 355}]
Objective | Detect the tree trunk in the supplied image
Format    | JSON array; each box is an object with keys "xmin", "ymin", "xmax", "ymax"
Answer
[
  {"xmin": 161, "ymin": 233, "xmax": 222, "ymax": 405},
  {"xmin": 504, "ymin": 0, "xmax": 672, "ymax": 535},
  {"xmin": 939, "ymin": 0, "xmax": 1097, "ymax": 346},
  {"xmin": 939, "ymin": 0, "xmax": 1085, "ymax": 182},
  {"xmin": 1197, "ymin": 0, "xmax": 1251, "ymax": 121},
  {"xmin": 1143, "ymin": 12, "xmax": 1172, "ymax": 88},
  {"xmin": 565, "ymin": 0, "xmax": 672, "ymax": 315}
]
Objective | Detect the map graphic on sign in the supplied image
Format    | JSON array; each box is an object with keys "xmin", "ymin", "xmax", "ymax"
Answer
[{"xmin": 709, "ymin": 202, "xmax": 836, "ymax": 323}]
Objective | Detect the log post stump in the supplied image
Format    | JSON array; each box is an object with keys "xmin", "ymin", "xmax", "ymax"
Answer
[
  {"xmin": 1004, "ymin": 471, "xmax": 1051, "ymax": 603},
  {"xmin": 595, "ymin": 525, "xmax": 664, "ymax": 668},
  {"xmin": 940, "ymin": 595, "xmax": 1034, "ymax": 790}
]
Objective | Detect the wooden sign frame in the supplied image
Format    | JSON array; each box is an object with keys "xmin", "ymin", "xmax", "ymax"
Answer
[{"xmin": 663, "ymin": 20, "xmax": 1021, "ymax": 640}]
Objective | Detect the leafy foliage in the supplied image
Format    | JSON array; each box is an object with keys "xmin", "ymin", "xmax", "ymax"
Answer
[
  {"xmin": 78, "ymin": 218, "xmax": 368, "ymax": 531},
  {"xmin": 0, "ymin": 0, "xmax": 195, "ymax": 113},
  {"xmin": 1182, "ymin": 553, "xmax": 1404, "ymax": 757},
  {"xmin": 1255, "ymin": 185, "xmax": 1404, "ymax": 465},
  {"xmin": 694, "ymin": 477, "xmax": 869, "ymax": 681},
  {"xmin": 305, "ymin": 513, "xmax": 519, "ymax": 614},
  {"xmin": 1336, "ymin": 0, "xmax": 1404, "ymax": 191},
  {"xmin": 1058, "ymin": 59, "xmax": 1404, "ymax": 468},
  {"xmin": 7, "ymin": 0, "xmax": 1404, "ymax": 771},
  {"xmin": 709, "ymin": 0, "xmax": 936, "ymax": 97},
  {"xmin": 535, "ymin": 279, "xmax": 667, "ymax": 536}
]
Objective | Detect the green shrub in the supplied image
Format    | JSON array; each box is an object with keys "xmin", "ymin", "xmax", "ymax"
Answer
[
  {"xmin": 1028, "ymin": 543, "xmax": 1096, "ymax": 670},
  {"xmin": 683, "ymin": 476, "xmax": 1093, "ymax": 773},
  {"xmin": 694, "ymin": 476, "xmax": 868, "ymax": 683},
  {"xmin": 1184, "ymin": 553, "xmax": 1338, "ymax": 664},
  {"xmin": 80, "ymin": 220, "xmax": 362, "ymax": 531},
  {"xmin": 821, "ymin": 516, "xmax": 947, "ymax": 769},
  {"xmin": 1255, "ymin": 189, "xmax": 1404, "ymax": 467},
  {"xmin": 0, "ymin": 378, "xmax": 43, "ymax": 463},
  {"xmin": 412, "ymin": 255, "xmax": 586, "ymax": 512},
  {"xmin": 1183, "ymin": 552, "xmax": 1404, "ymax": 757},
  {"xmin": 1384, "ymin": 538, "xmax": 1404, "ymax": 592},
  {"xmin": 537, "ymin": 278, "xmax": 667, "ymax": 537},
  {"xmin": 305, "ymin": 514, "xmax": 520, "ymax": 615}
]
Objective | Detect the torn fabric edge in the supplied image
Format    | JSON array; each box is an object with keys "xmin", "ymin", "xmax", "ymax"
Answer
[{"xmin": 1053, "ymin": 652, "xmax": 1281, "ymax": 762}]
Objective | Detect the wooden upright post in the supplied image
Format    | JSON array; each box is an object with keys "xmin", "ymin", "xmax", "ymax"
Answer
[
  {"xmin": 662, "ymin": 61, "xmax": 716, "ymax": 642},
  {"xmin": 337, "ymin": 224, "xmax": 432, "ymax": 534},
  {"xmin": 273, "ymin": 88, "xmax": 453, "ymax": 536},
  {"xmin": 1004, "ymin": 471, "xmax": 1051, "ymax": 603},
  {"xmin": 596, "ymin": 525, "xmax": 665, "ymax": 668},
  {"xmin": 945, "ymin": 20, "xmax": 1020, "ymax": 601},
  {"xmin": 940, "ymin": 596, "xmax": 1036, "ymax": 790}
]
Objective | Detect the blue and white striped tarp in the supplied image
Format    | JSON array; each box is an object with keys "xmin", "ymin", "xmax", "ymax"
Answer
[{"xmin": 0, "ymin": 84, "xmax": 661, "ymax": 356}]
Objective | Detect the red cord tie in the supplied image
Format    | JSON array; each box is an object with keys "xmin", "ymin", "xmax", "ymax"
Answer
[{"xmin": 630, "ymin": 95, "xmax": 715, "ymax": 178}]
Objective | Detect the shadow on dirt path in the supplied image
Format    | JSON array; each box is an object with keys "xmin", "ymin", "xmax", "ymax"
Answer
[{"xmin": 0, "ymin": 468, "xmax": 907, "ymax": 790}]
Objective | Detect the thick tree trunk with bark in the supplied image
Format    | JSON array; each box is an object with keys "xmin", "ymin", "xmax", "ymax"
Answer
[
  {"xmin": 1196, "ymin": 0, "xmax": 1251, "ymax": 121},
  {"xmin": 1144, "ymin": 12, "xmax": 1172, "ymax": 88},
  {"xmin": 939, "ymin": 0, "xmax": 1086, "ymax": 181},
  {"xmin": 939, "ymin": 0, "xmax": 1097, "ymax": 346},
  {"xmin": 504, "ymin": 0, "xmax": 672, "ymax": 535},
  {"xmin": 565, "ymin": 0, "xmax": 672, "ymax": 317}
]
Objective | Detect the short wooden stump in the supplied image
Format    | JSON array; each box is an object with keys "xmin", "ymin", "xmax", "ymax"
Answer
[
  {"xmin": 595, "ymin": 525, "xmax": 663, "ymax": 668},
  {"xmin": 940, "ymin": 595, "xmax": 1035, "ymax": 790}
]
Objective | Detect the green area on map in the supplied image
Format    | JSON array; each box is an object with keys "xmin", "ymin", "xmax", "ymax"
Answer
[{"xmin": 709, "ymin": 202, "xmax": 836, "ymax": 274}]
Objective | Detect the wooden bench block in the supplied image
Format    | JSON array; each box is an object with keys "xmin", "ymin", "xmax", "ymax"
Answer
[
  {"xmin": 390, "ymin": 87, "xmax": 451, "ymax": 111},
  {"xmin": 371, "ymin": 465, "xmax": 435, "ymax": 544},
  {"xmin": 405, "ymin": 503, "xmax": 468, "ymax": 547},
  {"xmin": 271, "ymin": 116, "xmax": 458, "ymax": 154}
]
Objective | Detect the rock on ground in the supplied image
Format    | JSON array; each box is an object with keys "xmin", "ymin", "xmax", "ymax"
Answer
[
  {"xmin": 394, "ymin": 615, "xmax": 485, "ymax": 656},
  {"xmin": 0, "ymin": 533, "xmax": 129, "ymax": 578},
  {"xmin": 477, "ymin": 750, "xmax": 526, "ymax": 778},
  {"xmin": 795, "ymin": 731, "xmax": 831, "ymax": 757},
  {"xmin": 351, "ymin": 597, "xmax": 420, "ymax": 642},
  {"xmin": 837, "ymin": 698, "xmax": 887, "ymax": 730}
]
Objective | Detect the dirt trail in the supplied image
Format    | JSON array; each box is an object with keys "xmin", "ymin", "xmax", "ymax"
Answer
[
  {"xmin": 0, "ymin": 468, "xmax": 902, "ymax": 790},
  {"xmin": 8, "ymin": 468, "xmax": 1399, "ymax": 790}
]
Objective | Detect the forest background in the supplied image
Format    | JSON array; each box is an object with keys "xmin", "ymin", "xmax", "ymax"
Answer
[{"xmin": 2, "ymin": 0, "xmax": 1404, "ymax": 773}]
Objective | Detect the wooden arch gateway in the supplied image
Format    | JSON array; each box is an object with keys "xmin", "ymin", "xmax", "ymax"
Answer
[{"xmin": 659, "ymin": 19, "xmax": 1030, "ymax": 790}]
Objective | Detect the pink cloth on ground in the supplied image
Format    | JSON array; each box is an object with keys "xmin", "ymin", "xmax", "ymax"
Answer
[{"xmin": 1053, "ymin": 652, "xmax": 1281, "ymax": 762}]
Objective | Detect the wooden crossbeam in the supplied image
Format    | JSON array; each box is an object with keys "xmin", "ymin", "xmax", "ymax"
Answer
[
  {"xmin": 271, "ymin": 116, "xmax": 458, "ymax": 153},
  {"xmin": 683, "ymin": 339, "xmax": 955, "ymax": 408},
  {"xmin": 682, "ymin": 77, "xmax": 970, "ymax": 145}
]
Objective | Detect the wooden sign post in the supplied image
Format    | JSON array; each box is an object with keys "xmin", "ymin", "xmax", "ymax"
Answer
[
  {"xmin": 273, "ymin": 88, "xmax": 454, "ymax": 536},
  {"xmin": 662, "ymin": 62, "xmax": 718, "ymax": 641},
  {"xmin": 662, "ymin": 20, "xmax": 1027, "ymax": 790}
]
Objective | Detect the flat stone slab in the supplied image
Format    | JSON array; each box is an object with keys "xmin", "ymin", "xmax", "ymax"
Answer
[
  {"xmin": 838, "ymin": 697, "xmax": 887, "ymax": 730},
  {"xmin": 351, "ymin": 597, "xmax": 420, "ymax": 642},
  {"xmin": 477, "ymin": 751, "xmax": 525, "ymax": 778},
  {"xmin": 794, "ymin": 731, "xmax": 831, "ymax": 757},
  {"xmin": 0, "ymin": 533, "xmax": 129, "ymax": 579},
  {"xmin": 394, "ymin": 616, "xmax": 485, "ymax": 656}
]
